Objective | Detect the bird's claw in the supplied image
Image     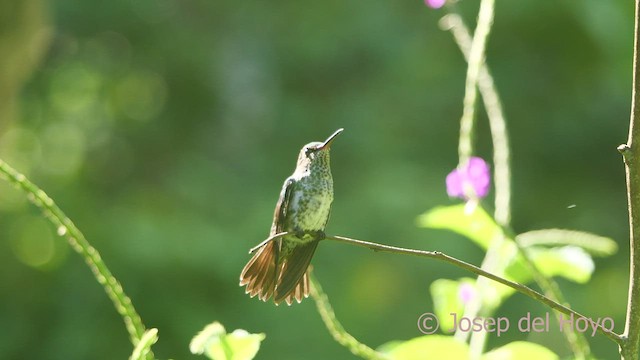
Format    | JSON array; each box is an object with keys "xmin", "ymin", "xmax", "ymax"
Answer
[{"xmin": 293, "ymin": 229, "xmax": 326, "ymax": 241}]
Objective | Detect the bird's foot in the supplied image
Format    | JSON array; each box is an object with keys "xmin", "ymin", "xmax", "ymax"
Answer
[
  {"xmin": 292, "ymin": 229, "xmax": 326, "ymax": 241},
  {"xmin": 294, "ymin": 228, "xmax": 306, "ymax": 239},
  {"xmin": 312, "ymin": 230, "xmax": 326, "ymax": 241}
]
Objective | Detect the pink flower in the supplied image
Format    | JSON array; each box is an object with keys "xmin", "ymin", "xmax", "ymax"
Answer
[
  {"xmin": 446, "ymin": 157, "xmax": 491, "ymax": 200},
  {"xmin": 425, "ymin": 0, "xmax": 446, "ymax": 9}
]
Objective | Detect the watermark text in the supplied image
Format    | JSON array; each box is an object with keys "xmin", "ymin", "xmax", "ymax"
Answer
[{"xmin": 417, "ymin": 312, "xmax": 615, "ymax": 336}]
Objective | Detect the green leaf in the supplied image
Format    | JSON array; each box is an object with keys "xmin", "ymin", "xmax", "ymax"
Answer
[
  {"xmin": 379, "ymin": 335, "xmax": 469, "ymax": 360},
  {"xmin": 190, "ymin": 321, "xmax": 266, "ymax": 360},
  {"xmin": 484, "ymin": 245, "xmax": 592, "ymax": 306},
  {"xmin": 129, "ymin": 328, "xmax": 158, "ymax": 360},
  {"xmin": 430, "ymin": 278, "xmax": 476, "ymax": 332},
  {"xmin": 418, "ymin": 204, "xmax": 520, "ymax": 308},
  {"xmin": 516, "ymin": 229, "xmax": 618, "ymax": 257},
  {"xmin": 529, "ymin": 246, "xmax": 594, "ymax": 283},
  {"xmin": 481, "ymin": 341, "xmax": 558, "ymax": 360},
  {"xmin": 500, "ymin": 245, "xmax": 595, "ymax": 303},
  {"xmin": 417, "ymin": 204, "xmax": 502, "ymax": 249}
]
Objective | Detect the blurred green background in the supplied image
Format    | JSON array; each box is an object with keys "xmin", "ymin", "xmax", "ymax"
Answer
[{"xmin": 0, "ymin": 0, "xmax": 634, "ymax": 359}]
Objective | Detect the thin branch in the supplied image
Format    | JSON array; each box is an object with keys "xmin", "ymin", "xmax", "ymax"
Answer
[
  {"xmin": 249, "ymin": 231, "xmax": 288, "ymax": 254},
  {"xmin": 246, "ymin": 231, "xmax": 623, "ymax": 344},
  {"xmin": 309, "ymin": 272, "xmax": 388, "ymax": 360},
  {"xmin": 323, "ymin": 234, "xmax": 623, "ymax": 345},
  {"xmin": 0, "ymin": 159, "xmax": 153, "ymax": 359},
  {"xmin": 620, "ymin": 0, "xmax": 640, "ymax": 358}
]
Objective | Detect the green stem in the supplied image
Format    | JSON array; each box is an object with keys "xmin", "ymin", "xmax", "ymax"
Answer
[
  {"xmin": 129, "ymin": 329, "xmax": 158, "ymax": 360},
  {"xmin": 441, "ymin": 9, "xmax": 591, "ymax": 358},
  {"xmin": 440, "ymin": 14, "xmax": 510, "ymax": 226},
  {"xmin": 619, "ymin": 0, "xmax": 640, "ymax": 358},
  {"xmin": 514, "ymin": 238, "xmax": 590, "ymax": 357},
  {"xmin": 446, "ymin": 1, "xmax": 505, "ymax": 355},
  {"xmin": 309, "ymin": 272, "xmax": 388, "ymax": 360},
  {"xmin": 457, "ymin": 0, "xmax": 494, "ymax": 166},
  {"xmin": 0, "ymin": 159, "xmax": 152, "ymax": 359}
]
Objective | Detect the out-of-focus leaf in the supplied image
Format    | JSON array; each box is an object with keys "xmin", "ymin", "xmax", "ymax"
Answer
[
  {"xmin": 430, "ymin": 278, "xmax": 476, "ymax": 332},
  {"xmin": 506, "ymin": 246, "xmax": 594, "ymax": 285},
  {"xmin": 418, "ymin": 204, "xmax": 519, "ymax": 308},
  {"xmin": 129, "ymin": 328, "xmax": 158, "ymax": 360},
  {"xmin": 529, "ymin": 246, "xmax": 594, "ymax": 283},
  {"xmin": 417, "ymin": 204, "xmax": 503, "ymax": 250},
  {"xmin": 517, "ymin": 229, "xmax": 618, "ymax": 257},
  {"xmin": 379, "ymin": 335, "xmax": 469, "ymax": 360},
  {"xmin": 190, "ymin": 321, "xmax": 265, "ymax": 360},
  {"xmin": 500, "ymin": 245, "xmax": 595, "ymax": 304},
  {"xmin": 481, "ymin": 341, "xmax": 558, "ymax": 360}
]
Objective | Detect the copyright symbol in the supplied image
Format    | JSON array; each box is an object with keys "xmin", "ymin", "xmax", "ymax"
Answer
[{"xmin": 417, "ymin": 313, "xmax": 439, "ymax": 334}]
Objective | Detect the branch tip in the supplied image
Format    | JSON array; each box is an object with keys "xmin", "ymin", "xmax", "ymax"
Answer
[{"xmin": 618, "ymin": 144, "xmax": 631, "ymax": 155}]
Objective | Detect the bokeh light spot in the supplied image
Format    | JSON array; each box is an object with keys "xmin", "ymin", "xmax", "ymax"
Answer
[
  {"xmin": 39, "ymin": 122, "xmax": 86, "ymax": 178},
  {"xmin": 113, "ymin": 70, "xmax": 167, "ymax": 122},
  {"xmin": 0, "ymin": 181, "xmax": 27, "ymax": 211},
  {"xmin": 49, "ymin": 63, "xmax": 102, "ymax": 115},
  {"xmin": 0, "ymin": 126, "xmax": 42, "ymax": 174},
  {"xmin": 9, "ymin": 216, "xmax": 67, "ymax": 269}
]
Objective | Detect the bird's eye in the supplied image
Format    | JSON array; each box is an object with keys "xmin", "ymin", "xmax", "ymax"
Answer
[{"xmin": 304, "ymin": 147, "xmax": 312, "ymax": 156}]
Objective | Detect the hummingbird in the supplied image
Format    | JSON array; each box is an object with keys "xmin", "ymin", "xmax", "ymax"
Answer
[{"xmin": 240, "ymin": 128, "xmax": 343, "ymax": 305}]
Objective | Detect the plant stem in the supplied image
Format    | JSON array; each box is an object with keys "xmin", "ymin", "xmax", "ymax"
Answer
[
  {"xmin": 129, "ymin": 329, "xmax": 158, "ymax": 360},
  {"xmin": 0, "ymin": 159, "xmax": 152, "ymax": 359},
  {"xmin": 440, "ymin": 13, "xmax": 510, "ymax": 227},
  {"xmin": 619, "ymin": 0, "xmax": 640, "ymax": 358},
  {"xmin": 323, "ymin": 234, "xmax": 624, "ymax": 345},
  {"xmin": 252, "ymin": 231, "xmax": 623, "ymax": 343},
  {"xmin": 445, "ymin": 2, "xmax": 513, "ymax": 356},
  {"xmin": 249, "ymin": 231, "xmax": 622, "ymax": 343},
  {"xmin": 441, "ymin": 9, "xmax": 591, "ymax": 358},
  {"xmin": 457, "ymin": 0, "xmax": 494, "ymax": 166},
  {"xmin": 516, "ymin": 242, "xmax": 590, "ymax": 356},
  {"xmin": 309, "ymin": 272, "xmax": 388, "ymax": 360}
]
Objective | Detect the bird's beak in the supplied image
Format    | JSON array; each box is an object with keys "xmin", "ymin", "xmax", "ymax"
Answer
[{"xmin": 319, "ymin": 128, "xmax": 344, "ymax": 149}]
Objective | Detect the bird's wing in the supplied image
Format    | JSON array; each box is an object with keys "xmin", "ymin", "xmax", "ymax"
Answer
[
  {"xmin": 240, "ymin": 178, "xmax": 295, "ymax": 302},
  {"xmin": 271, "ymin": 177, "xmax": 295, "ymax": 235}
]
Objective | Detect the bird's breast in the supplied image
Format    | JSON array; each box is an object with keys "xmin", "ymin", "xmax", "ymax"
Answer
[{"xmin": 288, "ymin": 176, "xmax": 333, "ymax": 232}]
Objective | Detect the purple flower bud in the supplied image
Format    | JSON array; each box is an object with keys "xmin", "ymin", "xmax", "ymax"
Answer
[
  {"xmin": 425, "ymin": 0, "xmax": 446, "ymax": 9},
  {"xmin": 446, "ymin": 157, "xmax": 491, "ymax": 200}
]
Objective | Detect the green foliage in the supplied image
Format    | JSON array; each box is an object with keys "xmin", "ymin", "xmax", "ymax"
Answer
[
  {"xmin": 481, "ymin": 341, "xmax": 558, "ymax": 360},
  {"xmin": 378, "ymin": 335, "xmax": 469, "ymax": 360},
  {"xmin": 418, "ymin": 204, "xmax": 615, "ymax": 303},
  {"xmin": 517, "ymin": 229, "xmax": 618, "ymax": 257},
  {"xmin": 190, "ymin": 322, "xmax": 265, "ymax": 360},
  {"xmin": 378, "ymin": 337, "xmax": 557, "ymax": 360},
  {"xmin": 515, "ymin": 246, "xmax": 594, "ymax": 284},
  {"xmin": 418, "ymin": 203, "xmax": 616, "ymax": 358},
  {"xmin": 417, "ymin": 204, "xmax": 501, "ymax": 250},
  {"xmin": 430, "ymin": 278, "xmax": 476, "ymax": 332}
]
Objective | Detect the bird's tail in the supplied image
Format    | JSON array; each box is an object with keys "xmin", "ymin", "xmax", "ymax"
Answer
[
  {"xmin": 240, "ymin": 239, "xmax": 318, "ymax": 305},
  {"xmin": 240, "ymin": 240, "xmax": 279, "ymax": 302}
]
